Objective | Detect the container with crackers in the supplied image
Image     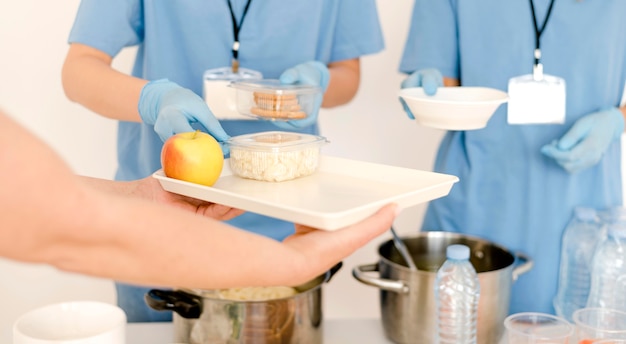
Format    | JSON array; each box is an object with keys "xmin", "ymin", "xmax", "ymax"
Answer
[{"xmin": 229, "ymin": 80, "xmax": 322, "ymax": 121}]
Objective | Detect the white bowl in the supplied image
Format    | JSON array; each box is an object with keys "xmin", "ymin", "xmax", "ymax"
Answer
[
  {"xmin": 13, "ymin": 301, "xmax": 126, "ymax": 344},
  {"xmin": 399, "ymin": 86, "xmax": 508, "ymax": 130}
]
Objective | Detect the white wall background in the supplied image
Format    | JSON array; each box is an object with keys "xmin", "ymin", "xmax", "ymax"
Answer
[
  {"xmin": 0, "ymin": 1, "xmax": 443, "ymax": 341},
  {"xmin": 1, "ymin": 1, "xmax": 623, "ymax": 343}
]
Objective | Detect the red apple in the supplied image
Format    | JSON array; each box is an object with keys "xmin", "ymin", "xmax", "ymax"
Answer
[{"xmin": 161, "ymin": 130, "xmax": 224, "ymax": 186}]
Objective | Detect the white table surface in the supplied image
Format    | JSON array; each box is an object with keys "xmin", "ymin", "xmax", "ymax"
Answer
[{"xmin": 126, "ymin": 318, "xmax": 394, "ymax": 344}]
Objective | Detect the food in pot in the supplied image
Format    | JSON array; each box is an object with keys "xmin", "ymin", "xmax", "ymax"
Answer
[
  {"xmin": 217, "ymin": 286, "xmax": 298, "ymax": 301},
  {"xmin": 145, "ymin": 265, "xmax": 338, "ymax": 344}
]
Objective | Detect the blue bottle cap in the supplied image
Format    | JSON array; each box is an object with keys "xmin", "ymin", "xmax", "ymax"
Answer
[
  {"xmin": 602, "ymin": 207, "xmax": 626, "ymax": 238},
  {"xmin": 608, "ymin": 223, "xmax": 626, "ymax": 239},
  {"xmin": 575, "ymin": 207, "xmax": 597, "ymax": 221},
  {"xmin": 446, "ymin": 244, "xmax": 470, "ymax": 260}
]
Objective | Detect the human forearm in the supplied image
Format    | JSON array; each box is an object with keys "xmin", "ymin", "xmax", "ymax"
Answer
[
  {"xmin": 37, "ymin": 190, "xmax": 396, "ymax": 289},
  {"xmin": 42, "ymin": 193, "xmax": 308, "ymax": 289},
  {"xmin": 323, "ymin": 59, "xmax": 360, "ymax": 108},
  {"xmin": 62, "ymin": 43, "xmax": 147, "ymax": 122},
  {"xmin": 0, "ymin": 141, "xmax": 301, "ymax": 289}
]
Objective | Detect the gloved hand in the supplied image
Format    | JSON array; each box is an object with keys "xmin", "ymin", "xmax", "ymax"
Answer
[
  {"xmin": 541, "ymin": 107, "xmax": 625, "ymax": 173},
  {"xmin": 274, "ymin": 61, "xmax": 330, "ymax": 129},
  {"xmin": 138, "ymin": 79, "xmax": 230, "ymax": 154},
  {"xmin": 399, "ymin": 68, "xmax": 444, "ymax": 119}
]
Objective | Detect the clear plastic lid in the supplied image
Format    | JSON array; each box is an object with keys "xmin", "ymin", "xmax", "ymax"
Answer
[
  {"xmin": 229, "ymin": 79, "xmax": 322, "ymax": 96},
  {"xmin": 227, "ymin": 131, "xmax": 328, "ymax": 152},
  {"xmin": 203, "ymin": 67, "xmax": 263, "ymax": 81}
]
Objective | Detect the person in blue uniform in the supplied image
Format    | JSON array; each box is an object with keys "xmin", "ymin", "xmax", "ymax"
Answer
[
  {"xmin": 61, "ymin": 0, "xmax": 384, "ymax": 322},
  {"xmin": 399, "ymin": 0, "xmax": 626, "ymax": 315}
]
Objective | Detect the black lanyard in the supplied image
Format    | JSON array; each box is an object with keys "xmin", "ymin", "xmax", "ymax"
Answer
[
  {"xmin": 529, "ymin": 0, "xmax": 556, "ymax": 67},
  {"xmin": 227, "ymin": 0, "xmax": 253, "ymax": 72}
]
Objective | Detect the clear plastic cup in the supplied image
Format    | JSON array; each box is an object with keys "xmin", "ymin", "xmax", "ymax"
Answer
[
  {"xmin": 203, "ymin": 67, "xmax": 262, "ymax": 120},
  {"xmin": 504, "ymin": 312, "xmax": 574, "ymax": 344},
  {"xmin": 573, "ymin": 308, "xmax": 626, "ymax": 343}
]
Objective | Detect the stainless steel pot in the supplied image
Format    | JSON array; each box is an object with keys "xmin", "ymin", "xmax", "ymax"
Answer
[
  {"xmin": 145, "ymin": 263, "xmax": 341, "ymax": 344},
  {"xmin": 352, "ymin": 231, "xmax": 533, "ymax": 344}
]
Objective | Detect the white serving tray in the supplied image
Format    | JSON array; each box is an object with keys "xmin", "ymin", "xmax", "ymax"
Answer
[{"xmin": 153, "ymin": 155, "xmax": 458, "ymax": 231}]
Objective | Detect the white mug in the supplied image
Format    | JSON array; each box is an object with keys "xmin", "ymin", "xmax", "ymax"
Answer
[{"xmin": 13, "ymin": 301, "xmax": 126, "ymax": 344}]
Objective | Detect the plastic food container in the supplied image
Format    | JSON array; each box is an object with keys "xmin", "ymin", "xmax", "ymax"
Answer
[
  {"xmin": 203, "ymin": 67, "xmax": 262, "ymax": 120},
  {"xmin": 227, "ymin": 131, "xmax": 328, "ymax": 182},
  {"xmin": 229, "ymin": 80, "xmax": 322, "ymax": 121}
]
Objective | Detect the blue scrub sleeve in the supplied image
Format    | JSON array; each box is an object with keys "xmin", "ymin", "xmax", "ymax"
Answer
[
  {"xmin": 330, "ymin": 0, "xmax": 384, "ymax": 62},
  {"xmin": 68, "ymin": 0, "xmax": 143, "ymax": 57},
  {"xmin": 399, "ymin": 0, "xmax": 458, "ymax": 77}
]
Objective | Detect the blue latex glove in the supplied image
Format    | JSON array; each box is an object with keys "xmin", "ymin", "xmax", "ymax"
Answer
[
  {"xmin": 399, "ymin": 68, "xmax": 444, "ymax": 119},
  {"xmin": 138, "ymin": 79, "xmax": 230, "ymax": 154},
  {"xmin": 274, "ymin": 61, "xmax": 330, "ymax": 129},
  {"xmin": 541, "ymin": 107, "xmax": 625, "ymax": 173}
]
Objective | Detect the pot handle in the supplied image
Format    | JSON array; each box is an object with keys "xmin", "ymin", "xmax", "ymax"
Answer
[
  {"xmin": 352, "ymin": 263, "xmax": 409, "ymax": 294},
  {"xmin": 512, "ymin": 252, "xmax": 534, "ymax": 282},
  {"xmin": 144, "ymin": 289, "xmax": 203, "ymax": 319},
  {"xmin": 325, "ymin": 261, "xmax": 343, "ymax": 283}
]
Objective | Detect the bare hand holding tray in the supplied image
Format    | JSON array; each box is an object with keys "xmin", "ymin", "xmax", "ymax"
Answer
[{"xmin": 153, "ymin": 155, "xmax": 458, "ymax": 231}]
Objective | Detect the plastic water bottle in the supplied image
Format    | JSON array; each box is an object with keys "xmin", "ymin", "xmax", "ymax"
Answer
[
  {"xmin": 586, "ymin": 207, "xmax": 626, "ymax": 312},
  {"xmin": 435, "ymin": 244, "xmax": 480, "ymax": 344},
  {"xmin": 553, "ymin": 207, "xmax": 603, "ymax": 322}
]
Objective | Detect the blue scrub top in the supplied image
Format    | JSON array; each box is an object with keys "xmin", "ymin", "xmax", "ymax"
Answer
[
  {"xmin": 69, "ymin": 0, "xmax": 384, "ymax": 241},
  {"xmin": 400, "ymin": 0, "xmax": 626, "ymax": 314}
]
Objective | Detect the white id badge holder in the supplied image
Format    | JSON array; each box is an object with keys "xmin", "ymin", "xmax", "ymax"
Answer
[
  {"xmin": 203, "ymin": 67, "xmax": 263, "ymax": 120},
  {"xmin": 507, "ymin": 66, "xmax": 566, "ymax": 125}
]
